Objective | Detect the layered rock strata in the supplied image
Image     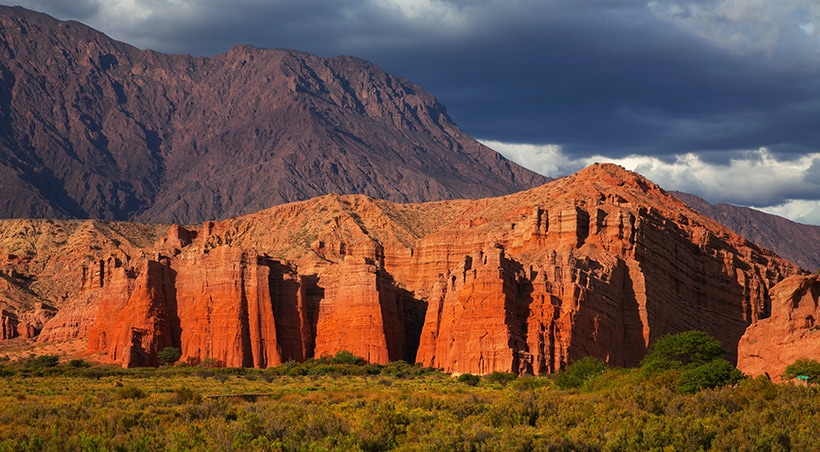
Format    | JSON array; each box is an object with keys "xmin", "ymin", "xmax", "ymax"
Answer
[
  {"xmin": 0, "ymin": 164, "xmax": 805, "ymax": 372},
  {"xmin": 737, "ymin": 274, "xmax": 820, "ymax": 381}
]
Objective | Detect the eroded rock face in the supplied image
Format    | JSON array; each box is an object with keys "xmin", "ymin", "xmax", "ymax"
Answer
[
  {"xmin": 2, "ymin": 164, "xmax": 805, "ymax": 373},
  {"xmin": 737, "ymin": 274, "xmax": 820, "ymax": 381},
  {"xmin": 314, "ymin": 256, "xmax": 406, "ymax": 364}
]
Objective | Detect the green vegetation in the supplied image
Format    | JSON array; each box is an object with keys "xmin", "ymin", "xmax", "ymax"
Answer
[
  {"xmin": 640, "ymin": 330, "xmax": 743, "ymax": 394},
  {"xmin": 157, "ymin": 347, "xmax": 182, "ymax": 366},
  {"xmin": 555, "ymin": 356, "xmax": 607, "ymax": 389},
  {"xmin": 783, "ymin": 358, "xmax": 820, "ymax": 383},
  {"xmin": 0, "ymin": 339, "xmax": 818, "ymax": 450},
  {"xmin": 640, "ymin": 330, "xmax": 726, "ymax": 372}
]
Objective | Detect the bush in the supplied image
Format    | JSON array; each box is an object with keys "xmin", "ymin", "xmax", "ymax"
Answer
[
  {"xmin": 28, "ymin": 355, "xmax": 59, "ymax": 368},
  {"xmin": 641, "ymin": 331, "xmax": 725, "ymax": 373},
  {"xmin": 783, "ymin": 358, "xmax": 820, "ymax": 383},
  {"xmin": 68, "ymin": 359, "xmax": 90, "ymax": 368},
  {"xmin": 173, "ymin": 386, "xmax": 202, "ymax": 404},
  {"xmin": 457, "ymin": 373, "xmax": 481, "ymax": 386},
  {"xmin": 328, "ymin": 351, "xmax": 366, "ymax": 365},
  {"xmin": 157, "ymin": 347, "xmax": 182, "ymax": 366},
  {"xmin": 485, "ymin": 371, "xmax": 517, "ymax": 386},
  {"xmin": 116, "ymin": 385, "xmax": 146, "ymax": 399},
  {"xmin": 555, "ymin": 356, "xmax": 607, "ymax": 389},
  {"xmin": 679, "ymin": 358, "xmax": 744, "ymax": 394}
]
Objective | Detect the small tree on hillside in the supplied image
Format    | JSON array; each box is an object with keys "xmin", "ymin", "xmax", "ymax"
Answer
[
  {"xmin": 555, "ymin": 356, "xmax": 607, "ymax": 389},
  {"xmin": 157, "ymin": 347, "xmax": 182, "ymax": 366},
  {"xmin": 783, "ymin": 358, "xmax": 820, "ymax": 383},
  {"xmin": 641, "ymin": 330, "xmax": 744, "ymax": 393},
  {"xmin": 641, "ymin": 330, "xmax": 725, "ymax": 373}
]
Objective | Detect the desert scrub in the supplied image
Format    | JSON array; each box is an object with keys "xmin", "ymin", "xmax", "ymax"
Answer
[{"xmin": 0, "ymin": 362, "xmax": 819, "ymax": 450}]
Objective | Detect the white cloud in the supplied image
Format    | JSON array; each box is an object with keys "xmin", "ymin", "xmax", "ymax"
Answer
[
  {"xmin": 648, "ymin": 0, "xmax": 820, "ymax": 63},
  {"xmin": 760, "ymin": 200, "xmax": 820, "ymax": 226},
  {"xmin": 482, "ymin": 140, "xmax": 820, "ymax": 225}
]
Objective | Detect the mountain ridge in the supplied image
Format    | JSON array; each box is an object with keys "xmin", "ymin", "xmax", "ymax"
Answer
[
  {"xmin": 0, "ymin": 6, "xmax": 547, "ymax": 223},
  {"xmin": 672, "ymin": 191, "xmax": 820, "ymax": 271}
]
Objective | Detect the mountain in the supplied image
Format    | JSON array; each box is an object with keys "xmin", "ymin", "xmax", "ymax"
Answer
[
  {"xmin": 0, "ymin": 6, "xmax": 547, "ymax": 223},
  {"xmin": 673, "ymin": 192, "xmax": 820, "ymax": 271},
  {"xmin": 0, "ymin": 164, "xmax": 804, "ymax": 376}
]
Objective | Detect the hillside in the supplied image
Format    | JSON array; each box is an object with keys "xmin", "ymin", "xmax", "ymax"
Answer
[
  {"xmin": 0, "ymin": 6, "xmax": 547, "ymax": 223},
  {"xmin": 673, "ymin": 191, "xmax": 820, "ymax": 271},
  {"xmin": 0, "ymin": 164, "xmax": 804, "ymax": 378}
]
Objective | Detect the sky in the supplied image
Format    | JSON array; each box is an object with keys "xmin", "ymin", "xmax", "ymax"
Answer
[{"xmin": 9, "ymin": 0, "xmax": 820, "ymax": 225}]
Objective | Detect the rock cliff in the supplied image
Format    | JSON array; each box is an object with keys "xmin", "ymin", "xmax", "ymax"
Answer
[
  {"xmin": 0, "ymin": 164, "xmax": 806, "ymax": 373},
  {"xmin": 737, "ymin": 274, "xmax": 820, "ymax": 381}
]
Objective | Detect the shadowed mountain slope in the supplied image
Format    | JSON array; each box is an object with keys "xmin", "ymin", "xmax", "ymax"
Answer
[
  {"xmin": 0, "ymin": 6, "xmax": 547, "ymax": 223},
  {"xmin": 673, "ymin": 192, "xmax": 820, "ymax": 271}
]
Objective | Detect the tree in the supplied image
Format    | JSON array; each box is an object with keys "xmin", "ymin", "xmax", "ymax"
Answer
[
  {"xmin": 641, "ymin": 330, "xmax": 725, "ymax": 373},
  {"xmin": 555, "ymin": 356, "xmax": 607, "ymax": 389},
  {"xmin": 157, "ymin": 346, "xmax": 182, "ymax": 366},
  {"xmin": 641, "ymin": 331, "xmax": 745, "ymax": 393},
  {"xmin": 679, "ymin": 358, "xmax": 744, "ymax": 394},
  {"xmin": 783, "ymin": 358, "xmax": 820, "ymax": 383}
]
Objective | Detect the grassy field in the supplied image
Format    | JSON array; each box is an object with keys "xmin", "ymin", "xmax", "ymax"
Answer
[{"xmin": 0, "ymin": 355, "xmax": 818, "ymax": 451}]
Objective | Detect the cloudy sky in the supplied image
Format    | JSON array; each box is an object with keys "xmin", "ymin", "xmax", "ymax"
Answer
[{"xmin": 10, "ymin": 0, "xmax": 820, "ymax": 225}]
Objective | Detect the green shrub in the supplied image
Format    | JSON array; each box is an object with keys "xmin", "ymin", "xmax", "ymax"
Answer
[
  {"xmin": 782, "ymin": 358, "xmax": 820, "ymax": 383},
  {"xmin": 555, "ymin": 356, "xmax": 607, "ymax": 389},
  {"xmin": 329, "ymin": 350, "xmax": 366, "ymax": 365},
  {"xmin": 28, "ymin": 355, "xmax": 59, "ymax": 368},
  {"xmin": 678, "ymin": 358, "xmax": 744, "ymax": 394},
  {"xmin": 457, "ymin": 373, "xmax": 481, "ymax": 386},
  {"xmin": 485, "ymin": 371, "xmax": 517, "ymax": 386},
  {"xmin": 68, "ymin": 359, "xmax": 90, "ymax": 368},
  {"xmin": 641, "ymin": 331, "xmax": 725, "ymax": 373},
  {"xmin": 157, "ymin": 347, "xmax": 182, "ymax": 366},
  {"xmin": 116, "ymin": 384, "xmax": 146, "ymax": 399}
]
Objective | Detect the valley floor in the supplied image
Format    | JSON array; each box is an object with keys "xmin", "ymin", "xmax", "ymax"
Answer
[{"xmin": 0, "ymin": 359, "xmax": 817, "ymax": 451}]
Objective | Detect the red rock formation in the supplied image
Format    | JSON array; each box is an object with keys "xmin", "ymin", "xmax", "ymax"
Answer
[
  {"xmin": 417, "ymin": 246, "xmax": 523, "ymax": 374},
  {"xmin": 85, "ymin": 244, "xmax": 316, "ymax": 368},
  {"xmin": 2, "ymin": 164, "xmax": 805, "ymax": 374},
  {"xmin": 314, "ymin": 256, "xmax": 406, "ymax": 364},
  {"xmin": 737, "ymin": 274, "xmax": 820, "ymax": 381},
  {"xmin": 87, "ymin": 260, "xmax": 175, "ymax": 367}
]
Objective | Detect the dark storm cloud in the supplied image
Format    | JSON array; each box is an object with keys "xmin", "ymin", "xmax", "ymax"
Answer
[
  {"xmin": 21, "ymin": 0, "xmax": 819, "ymax": 161},
  {"xmin": 8, "ymin": 0, "xmax": 820, "ymax": 223}
]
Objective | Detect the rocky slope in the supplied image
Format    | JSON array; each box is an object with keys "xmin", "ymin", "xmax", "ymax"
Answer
[
  {"xmin": 0, "ymin": 6, "xmax": 547, "ymax": 223},
  {"xmin": 737, "ymin": 274, "xmax": 820, "ymax": 381},
  {"xmin": 0, "ymin": 164, "xmax": 803, "ymax": 373},
  {"xmin": 673, "ymin": 192, "xmax": 820, "ymax": 272}
]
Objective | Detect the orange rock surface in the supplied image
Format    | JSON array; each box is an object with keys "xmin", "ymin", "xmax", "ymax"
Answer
[
  {"xmin": 737, "ymin": 274, "xmax": 820, "ymax": 381},
  {"xmin": 0, "ymin": 164, "xmax": 806, "ymax": 372}
]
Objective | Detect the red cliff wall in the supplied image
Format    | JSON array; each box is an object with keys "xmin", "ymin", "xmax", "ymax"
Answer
[{"xmin": 737, "ymin": 274, "xmax": 820, "ymax": 381}]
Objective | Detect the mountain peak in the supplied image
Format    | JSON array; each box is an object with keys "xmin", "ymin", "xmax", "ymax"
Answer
[{"xmin": 0, "ymin": 6, "xmax": 548, "ymax": 223}]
